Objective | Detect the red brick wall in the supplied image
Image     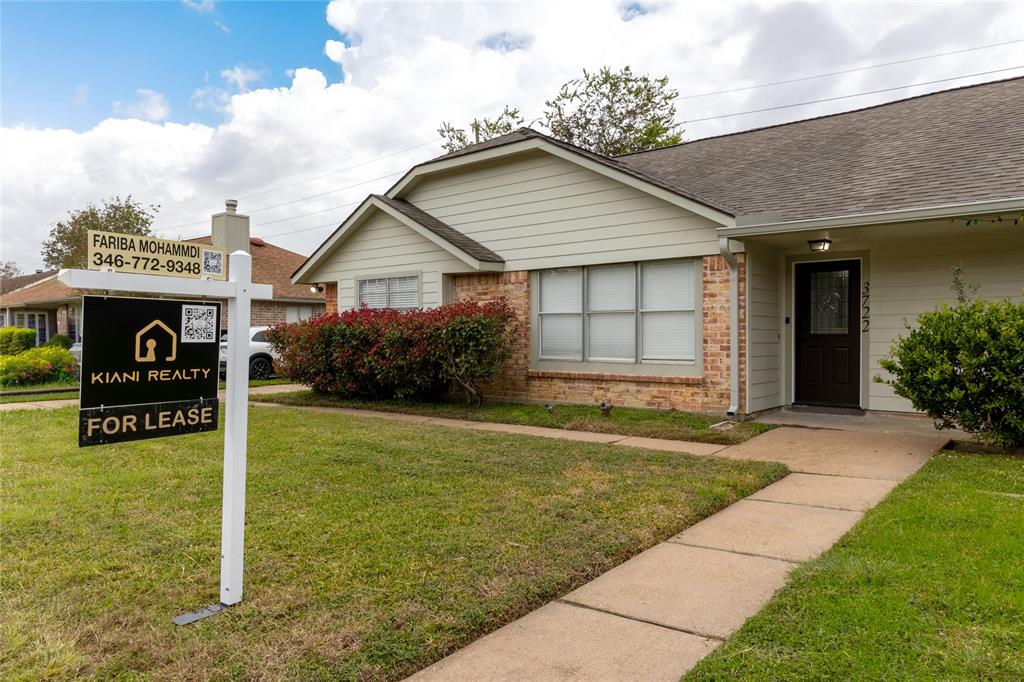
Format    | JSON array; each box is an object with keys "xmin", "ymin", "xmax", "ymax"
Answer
[
  {"xmin": 219, "ymin": 300, "xmax": 325, "ymax": 329},
  {"xmin": 451, "ymin": 254, "xmax": 747, "ymax": 415},
  {"xmin": 325, "ymin": 282, "xmax": 338, "ymax": 313}
]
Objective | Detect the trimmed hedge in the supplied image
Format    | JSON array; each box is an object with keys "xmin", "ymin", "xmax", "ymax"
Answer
[
  {"xmin": 878, "ymin": 274, "xmax": 1024, "ymax": 448},
  {"xmin": 47, "ymin": 334, "xmax": 74, "ymax": 349},
  {"xmin": 0, "ymin": 346, "xmax": 78, "ymax": 387},
  {"xmin": 267, "ymin": 300, "xmax": 516, "ymax": 404},
  {"xmin": 0, "ymin": 327, "xmax": 37, "ymax": 355}
]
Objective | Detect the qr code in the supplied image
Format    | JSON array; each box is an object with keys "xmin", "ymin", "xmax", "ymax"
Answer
[
  {"xmin": 202, "ymin": 249, "xmax": 224, "ymax": 277},
  {"xmin": 181, "ymin": 305, "xmax": 217, "ymax": 343}
]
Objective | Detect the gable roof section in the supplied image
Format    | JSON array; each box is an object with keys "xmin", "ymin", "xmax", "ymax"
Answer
[
  {"xmin": 0, "ymin": 275, "xmax": 76, "ymax": 308},
  {"xmin": 388, "ymin": 128, "xmax": 736, "ymax": 224},
  {"xmin": 617, "ymin": 77, "xmax": 1024, "ymax": 225},
  {"xmin": 185, "ymin": 235, "xmax": 323, "ymax": 302},
  {"xmin": 1, "ymin": 270, "xmax": 56, "ymax": 295},
  {"xmin": 292, "ymin": 195, "xmax": 504, "ymax": 284}
]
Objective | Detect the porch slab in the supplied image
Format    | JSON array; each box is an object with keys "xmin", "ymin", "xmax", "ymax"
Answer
[
  {"xmin": 717, "ymin": 427, "xmax": 945, "ymax": 480},
  {"xmin": 408, "ymin": 601, "xmax": 718, "ymax": 682},
  {"xmin": 748, "ymin": 473, "xmax": 898, "ymax": 511},
  {"xmin": 562, "ymin": 543, "xmax": 792, "ymax": 638},
  {"xmin": 670, "ymin": 498, "xmax": 862, "ymax": 562},
  {"xmin": 613, "ymin": 436, "xmax": 726, "ymax": 456}
]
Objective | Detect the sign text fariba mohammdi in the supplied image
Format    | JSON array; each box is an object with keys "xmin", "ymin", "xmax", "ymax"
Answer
[{"xmin": 78, "ymin": 295, "xmax": 221, "ymax": 447}]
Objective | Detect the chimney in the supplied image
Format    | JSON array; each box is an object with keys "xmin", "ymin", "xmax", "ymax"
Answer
[{"xmin": 211, "ymin": 198, "xmax": 250, "ymax": 254}]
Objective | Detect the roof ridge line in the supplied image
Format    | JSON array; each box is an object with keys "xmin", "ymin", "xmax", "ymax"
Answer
[{"xmin": 615, "ymin": 74, "xmax": 1024, "ymax": 157}]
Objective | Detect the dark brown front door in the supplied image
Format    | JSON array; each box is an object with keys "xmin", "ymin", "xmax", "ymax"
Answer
[{"xmin": 795, "ymin": 260, "xmax": 860, "ymax": 407}]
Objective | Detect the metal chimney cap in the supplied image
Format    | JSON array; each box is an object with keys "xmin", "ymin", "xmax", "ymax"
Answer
[{"xmin": 225, "ymin": 199, "xmax": 238, "ymax": 214}]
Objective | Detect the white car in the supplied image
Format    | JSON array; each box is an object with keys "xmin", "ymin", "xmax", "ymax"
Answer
[{"xmin": 219, "ymin": 326, "xmax": 280, "ymax": 380}]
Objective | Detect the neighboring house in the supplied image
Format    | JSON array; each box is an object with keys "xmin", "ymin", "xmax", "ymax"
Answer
[
  {"xmin": 0, "ymin": 203, "xmax": 325, "ymax": 345},
  {"xmin": 282, "ymin": 76, "xmax": 1016, "ymax": 416}
]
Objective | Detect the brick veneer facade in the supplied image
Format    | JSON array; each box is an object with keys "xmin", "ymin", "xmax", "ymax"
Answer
[{"xmin": 449, "ymin": 255, "xmax": 746, "ymax": 415}]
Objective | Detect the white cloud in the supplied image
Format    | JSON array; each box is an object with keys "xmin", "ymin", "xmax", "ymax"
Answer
[
  {"xmin": 182, "ymin": 0, "xmax": 215, "ymax": 13},
  {"xmin": 3, "ymin": 1, "xmax": 1023, "ymax": 270},
  {"xmin": 214, "ymin": 20, "xmax": 230, "ymax": 34},
  {"xmin": 111, "ymin": 89, "xmax": 170, "ymax": 121},
  {"xmin": 221, "ymin": 65, "xmax": 262, "ymax": 92}
]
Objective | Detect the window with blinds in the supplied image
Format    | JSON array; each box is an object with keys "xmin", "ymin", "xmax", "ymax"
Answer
[
  {"xmin": 538, "ymin": 260, "xmax": 698, "ymax": 364},
  {"xmin": 357, "ymin": 275, "xmax": 420, "ymax": 311}
]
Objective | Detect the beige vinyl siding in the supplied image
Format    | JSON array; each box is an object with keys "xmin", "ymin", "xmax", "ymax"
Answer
[
  {"xmin": 869, "ymin": 231, "xmax": 1024, "ymax": 412},
  {"xmin": 746, "ymin": 243, "xmax": 783, "ymax": 413},
  {"xmin": 313, "ymin": 211, "xmax": 475, "ymax": 309},
  {"xmin": 404, "ymin": 150, "xmax": 723, "ymax": 270}
]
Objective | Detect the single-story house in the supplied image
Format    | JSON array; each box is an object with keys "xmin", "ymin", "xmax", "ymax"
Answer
[
  {"xmin": 0, "ymin": 202, "xmax": 326, "ymax": 344},
  {"xmin": 293, "ymin": 77, "xmax": 1023, "ymax": 416}
]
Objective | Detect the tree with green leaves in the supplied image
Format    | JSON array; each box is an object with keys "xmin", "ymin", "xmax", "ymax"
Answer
[
  {"xmin": 41, "ymin": 196, "xmax": 158, "ymax": 270},
  {"xmin": 543, "ymin": 66, "xmax": 682, "ymax": 156},
  {"xmin": 438, "ymin": 106, "xmax": 524, "ymax": 154},
  {"xmin": 437, "ymin": 66, "xmax": 683, "ymax": 156}
]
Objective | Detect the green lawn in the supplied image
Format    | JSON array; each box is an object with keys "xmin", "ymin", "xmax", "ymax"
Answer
[
  {"xmin": 1, "ymin": 405, "xmax": 784, "ymax": 680},
  {"xmin": 0, "ymin": 378, "xmax": 292, "ymax": 404},
  {"xmin": 256, "ymin": 390, "xmax": 771, "ymax": 445},
  {"xmin": 687, "ymin": 450, "xmax": 1024, "ymax": 681}
]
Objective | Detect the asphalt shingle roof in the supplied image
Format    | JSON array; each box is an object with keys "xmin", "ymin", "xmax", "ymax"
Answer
[
  {"xmin": 373, "ymin": 194, "xmax": 505, "ymax": 263},
  {"xmin": 617, "ymin": 77, "xmax": 1024, "ymax": 222}
]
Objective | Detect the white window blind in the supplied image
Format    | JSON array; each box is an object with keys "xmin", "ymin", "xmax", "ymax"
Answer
[
  {"xmin": 539, "ymin": 268, "xmax": 582, "ymax": 360},
  {"xmin": 538, "ymin": 259, "xmax": 698, "ymax": 365},
  {"xmin": 640, "ymin": 260, "xmax": 696, "ymax": 361},
  {"xmin": 388, "ymin": 276, "xmax": 419, "ymax": 309},
  {"xmin": 587, "ymin": 264, "xmax": 636, "ymax": 361},
  {"xmin": 358, "ymin": 275, "xmax": 419, "ymax": 310}
]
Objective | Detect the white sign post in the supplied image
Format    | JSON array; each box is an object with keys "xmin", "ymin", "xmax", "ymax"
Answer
[{"xmin": 59, "ymin": 250, "xmax": 272, "ymax": 622}]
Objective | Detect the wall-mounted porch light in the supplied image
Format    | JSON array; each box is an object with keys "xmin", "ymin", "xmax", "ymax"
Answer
[
  {"xmin": 807, "ymin": 238, "xmax": 832, "ymax": 253},
  {"xmin": 310, "ymin": 284, "xmax": 324, "ymax": 294}
]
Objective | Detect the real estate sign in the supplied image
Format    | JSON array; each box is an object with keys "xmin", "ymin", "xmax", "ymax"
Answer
[
  {"xmin": 79, "ymin": 295, "xmax": 221, "ymax": 447},
  {"xmin": 87, "ymin": 230, "xmax": 227, "ymax": 280}
]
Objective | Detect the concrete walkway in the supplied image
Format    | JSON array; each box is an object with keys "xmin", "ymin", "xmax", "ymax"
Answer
[
  {"xmin": 0, "ymin": 383, "xmax": 305, "ymax": 411},
  {"xmin": 406, "ymin": 425, "xmax": 949, "ymax": 681}
]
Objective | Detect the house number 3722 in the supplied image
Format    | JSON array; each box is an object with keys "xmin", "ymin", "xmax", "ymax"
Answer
[{"xmin": 861, "ymin": 281, "xmax": 870, "ymax": 332}]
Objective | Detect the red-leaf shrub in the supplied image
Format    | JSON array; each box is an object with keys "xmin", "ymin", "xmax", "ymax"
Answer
[{"xmin": 267, "ymin": 300, "xmax": 516, "ymax": 403}]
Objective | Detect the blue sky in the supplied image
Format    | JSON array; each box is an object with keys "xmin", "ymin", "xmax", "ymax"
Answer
[{"xmin": 2, "ymin": 1, "xmax": 339, "ymax": 130}]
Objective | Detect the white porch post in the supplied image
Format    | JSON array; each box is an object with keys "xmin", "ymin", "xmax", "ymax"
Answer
[{"xmin": 220, "ymin": 250, "xmax": 252, "ymax": 605}]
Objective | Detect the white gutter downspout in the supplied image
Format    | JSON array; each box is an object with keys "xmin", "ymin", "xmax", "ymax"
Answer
[{"xmin": 718, "ymin": 236, "xmax": 740, "ymax": 417}]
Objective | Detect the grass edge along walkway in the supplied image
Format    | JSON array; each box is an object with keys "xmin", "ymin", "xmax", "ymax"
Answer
[
  {"xmin": 685, "ymin": 449, "xmax": 1024, "ymax": 681},
  {"xmin": 255, "ymin": 390, "xmax": 771, "ymax": 445},
  {"xmin": 1, "ymin": 405, "xmax": 786, "ymax": 681}
]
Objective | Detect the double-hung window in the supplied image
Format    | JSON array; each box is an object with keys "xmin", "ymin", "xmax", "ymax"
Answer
[
  {"xmin": 357, "ymin": 275, "xmax": 420, "ymax": 311},
  {"xmin": 538, "ymin": 259, "xmax": 698, "ymax": 365}
]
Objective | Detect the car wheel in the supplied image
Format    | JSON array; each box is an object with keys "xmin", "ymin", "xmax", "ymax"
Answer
[{"xmin": 248, "ymin": 356, "xmax": 273, "ymax": 380}]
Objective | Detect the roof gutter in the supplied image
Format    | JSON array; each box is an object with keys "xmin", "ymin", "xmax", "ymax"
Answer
[
  {"xmin": 720, "ymin": 196, "xmax": 1024, "ymax": 237},
  {"xmin": 718, "ymin": 236, "xmax": 740, "ymax": 418}
]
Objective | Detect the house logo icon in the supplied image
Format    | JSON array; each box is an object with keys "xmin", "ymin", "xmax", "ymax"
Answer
[{"xmin": 135, "ymin": 320, "xmax": 177, "ymax": 363}]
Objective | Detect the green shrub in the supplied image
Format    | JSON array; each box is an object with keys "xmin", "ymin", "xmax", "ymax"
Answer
[
  {"xmin": 878, "ymin": 269, "xmax": 1024, "ymax": 448},
  {"xmin": 46, "ymin": 334, "xmax": 74, "ymax": 349},
  {"xmin": 267, "ymin": 300, "xmax": 516, "ymax": 404},
  {"xmin": 0, "ymin": 346, "xmax": 78, "ymax": 386},
  {"xmin": 0, "ymin": 327, "xmax": 37, "ymax": 355}
]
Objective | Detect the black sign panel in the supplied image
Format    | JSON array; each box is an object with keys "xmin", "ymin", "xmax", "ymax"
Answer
[{"xmin": 79, "ymin": 296, "xmax": 221, "ymax": 447}]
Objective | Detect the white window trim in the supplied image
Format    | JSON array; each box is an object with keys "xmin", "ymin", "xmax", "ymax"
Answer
[
  {"xmin": 13, "ymin": 310, "xmax": 49, "ymax": 346},
  {"xmin": 354, "ymin": 271, "xmax": 423, "ymax": 311},
  {"xmin": 532, "ymin": 259, "xmax": 703, "ymax": 377}
]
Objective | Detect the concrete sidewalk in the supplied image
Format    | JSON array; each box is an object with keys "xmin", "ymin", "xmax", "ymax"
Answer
[
  {"xmin": 0, "ymin": 383, "xmax": 305, "ymax": 411},
  {"xmin": 408, "ymin": 426, "xmax": 949, "ymax": 681}
]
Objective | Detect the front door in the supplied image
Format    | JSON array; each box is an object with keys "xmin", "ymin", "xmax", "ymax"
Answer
[{"xmin": 795, "ymin": 260, "xmax": 860, "ymax": 407}]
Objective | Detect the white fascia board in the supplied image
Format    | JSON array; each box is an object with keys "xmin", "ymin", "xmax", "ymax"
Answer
[
  {"xmin": 721, "ymin": 196, "xmax": 1024, "ymax": 237},
  {"xmin": 370, "ymin": 197, "xmax": 493, "ymax": 271},
  {"xmin": 291, "ymin": 196, "xmax": 376, "ymax": 284},
  {"xmin": 388, "ymin": 139, "xmax": 736, "ymax": 227}
]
